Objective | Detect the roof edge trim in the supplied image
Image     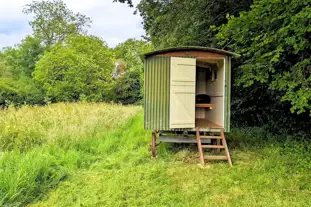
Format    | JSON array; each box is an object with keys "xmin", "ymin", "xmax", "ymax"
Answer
[{"xmin": 142, "ymin": 46, "xmax": 239, "ymax": 59}]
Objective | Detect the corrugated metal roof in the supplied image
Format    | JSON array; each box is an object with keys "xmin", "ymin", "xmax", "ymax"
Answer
[{"xmin": 142, "ymin": 46, "xmax": 238, "ymax": 58}]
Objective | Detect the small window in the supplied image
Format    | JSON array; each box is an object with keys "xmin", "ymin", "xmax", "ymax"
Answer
[{"xmin": 212, "ymin": 69, "xmax": 217, "ymax": 81}]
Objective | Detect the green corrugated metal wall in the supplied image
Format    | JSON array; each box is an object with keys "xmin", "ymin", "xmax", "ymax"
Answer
[{"xmin": 144, "ymin": 56, "xmax": 170, "ymax": 130}]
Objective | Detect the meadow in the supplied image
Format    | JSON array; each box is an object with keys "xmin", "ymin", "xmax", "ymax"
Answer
[{"xmin": 0, "ymin": 103, "xmax": 310, "ymax": 207}]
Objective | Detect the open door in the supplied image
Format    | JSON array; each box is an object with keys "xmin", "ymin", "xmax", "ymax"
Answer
[{"xmin": 170, "ymin": 57, "xmax": 196, "ymax": 128}]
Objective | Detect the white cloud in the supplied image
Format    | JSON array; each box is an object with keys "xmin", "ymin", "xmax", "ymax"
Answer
[{"xmin": 0, "ymin": 0, "xmax": 144, "ymax": 49}]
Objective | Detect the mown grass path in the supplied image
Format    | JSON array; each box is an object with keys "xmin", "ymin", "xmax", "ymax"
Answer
[{"xmin": 31, "ymin": 113, "xmax": 311, "ymax": 207}]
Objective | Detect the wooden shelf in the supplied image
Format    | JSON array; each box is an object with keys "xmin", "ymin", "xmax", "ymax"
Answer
[
  {"xmin": 195, "ymin": 119, "xmax": 222, "ymax": 129},
  {"xmin": 195, "ymin": 104, "xmax": 212, "ymax": 109}
]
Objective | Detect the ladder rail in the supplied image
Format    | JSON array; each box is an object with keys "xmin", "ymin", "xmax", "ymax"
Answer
[
  {"xmin": 220, "ymin": 129, "xmax": 233, "ymax": 167},
  {"xmin": 196, "ymin": 128, "xmax": 232, "ymax": 167},
  {"xmin": 196, "ymin": 129, "xmax": 205, "ymax": 165}
]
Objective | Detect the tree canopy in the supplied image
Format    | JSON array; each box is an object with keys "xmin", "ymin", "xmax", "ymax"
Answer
[
  {"xmin": 114, "ymin": 38, "xmax": 153, "ymax": 72},
  {"xmin": 33, "ymin": 35, "xmax": 114, "ymax": 102},
  {"xmin": 136, "ymin": 0, "xmax": 252, "ymax": 48},
  {"xmin": 2, "ymin": 36, "xmax": 44, "ymax": 77},
  {"xmin": 217, "ymin": 0, "xmax": 311, "ymax": 114},
  {"xmin": 23, "ymin": 0, "xmax": 92, "ymax": 47},
  {"xmin": 1, "ymin": 0, "xmax": 151, "ymax": 107},
  {"xmin": 112, "ymin": 39, "xmax": 153, "ymax": 104}
]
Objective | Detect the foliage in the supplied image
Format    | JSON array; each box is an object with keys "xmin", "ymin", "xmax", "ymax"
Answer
[
  {"xmin": 217, "ymin": 0, "xmax": 311, "ymax": 115},
  {"xmin": 113, "ymin": 0, "xmax": 133, "ymax": 7},
  {"xmin": 136, "ymin": 0, "xmax": 252, "ymax": 48},
  {"xmin": 0, "ymin": 103, "xmax": 140, "ymax": 206},
  {"xmin": 23, "ymin": 0, "xmax": 92, "ymax": 47},
  {"xmin": 0, "ymin": 36, "xmax": 45, "ymax": 107},
  {"xmin": 114, "ymin": 39, "xmax": 153, "ymax": 72},
  {"xmin": 0, "ymin": 55, "xmax": 13, "ymax": 79},
  {"xmin": 113, "ymin": 70, "xmax": 142, "ymax": 104},
  {"xmin": 0, "ymin": 78, "xmax": 45, "ymax": 107},
  {"xmin": 0, "ymin": 104, "xmax": 310, "ymax": 206},
  {"xmin": 230, "ymin": 82, "xmax": 311, "ymax": 136},
  {"xmin": 2, "ymin": 1, "xmax": 150, "ymax": 107},
  {"xmin": 33, "ymin": 35, "xmax": 115, "ymax": 102},
  {"xmin": 1, "ymin": 36, "xmax": 45, "ymax": 77},
  {"xmin": 112, "ymin": 39, "xmax": 153, "ymax": 104}
]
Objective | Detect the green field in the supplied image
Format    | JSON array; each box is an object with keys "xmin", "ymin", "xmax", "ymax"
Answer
[{"xmin": 0, "ymin": 103, "xmax": 310, "ymax": 207}]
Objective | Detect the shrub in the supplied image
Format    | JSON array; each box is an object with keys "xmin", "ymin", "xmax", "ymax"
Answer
[
  {"xmin": 0, "ymin": 78, "xmax": 45, "ymax": 108},
  {"xmin": 112, "ymin": 70, "xmax": 142, "ymax": 105}
]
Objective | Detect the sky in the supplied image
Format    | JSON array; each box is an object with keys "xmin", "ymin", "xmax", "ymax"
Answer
[{"xmin": 0, "ymin": 0, "xmax": 144, "ymax": 49}]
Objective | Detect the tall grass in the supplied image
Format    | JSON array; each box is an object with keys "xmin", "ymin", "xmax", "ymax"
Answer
[
  {"xmin": 1, "ymin": 103, "xmax": 311, "ymax": 206},
  {"xmin": 0, "ymin": 102, "xmax": 140, "ymax": 151},
  {"xmin": 0, "ymin": 103, "xmax": 140, "ymax": 206}
]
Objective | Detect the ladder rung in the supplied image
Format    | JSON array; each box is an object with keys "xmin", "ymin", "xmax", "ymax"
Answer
[
  {"xmin": 200, "ymin": 136, "xmax": 222, "ymax": 139},
  {"xmin": 202, "ymin": 145, "xmax": 225, "ymax": 149},
  {"xmin": 205, "ymin": 156, "xmax": 228, "ymax": 160}
]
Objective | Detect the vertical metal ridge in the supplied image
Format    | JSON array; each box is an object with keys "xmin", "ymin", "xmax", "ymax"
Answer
[
  {"xmin": 154, "ymin": 57, "xmax": 157, "ymax": 130},
  {"xmin": 162, "ymin": 57, "xmax": 166, "ymax": 129},
  {"xmin": 151, "ymin": 57, "xmax": 155, "ymax": 130},
  {"xmin": 164, "ymin": 57, "xmax": 167, "ymax": 129},
  {"xmin": 144, "ymin": 56, "xmax": 170, "ymax": 130},
  {"xmin": 161, "ymin": 55, "xmax": 166, "ymax": 129},
  {"xmin": 148, "ymin": 58, "xmax": 153, "ymax": 129},
  {"xmin": 158, "ymin": 57, "xmax": 162, "ymax": 129},
  {"xmin": 163, "ymin": 57, "xmax": 166, "ymax": 130},
  {"xmin": 144, "ymin": 59, "xmax": 147, "ymax": 129},
  {"xmin": 154, "ymin": 56, "xmax": 160, "ymax": 128},
  {"xmin": 148, "ymin": 59, "xmax": 152, "ymax": 129},
  {"xmin": 157, "ymin": 57, "xmax": 160, "ymax": 129},
  {"xmin": 145, "ymin": 58, "xmax": 149, "ymax": 129}
]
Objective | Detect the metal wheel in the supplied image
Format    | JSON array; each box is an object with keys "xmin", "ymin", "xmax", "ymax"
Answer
[{"xmin": 151, "ymin": 132, "xmax": 157, "ymax": 157}]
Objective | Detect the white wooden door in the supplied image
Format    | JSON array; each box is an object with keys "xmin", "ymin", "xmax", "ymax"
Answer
[{"xmin": 170, "ymin": 57, "xmax": 196, "ymax": 128}]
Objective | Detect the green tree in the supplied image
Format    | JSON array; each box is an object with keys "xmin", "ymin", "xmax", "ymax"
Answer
[
  {"xmin": 2, "ymin": 36, "xmax": 44, "ymax": 77},
  {"xmin": 23, "ymin": 0, "xmax": 92, "ymax": 47},
  {"xmin": 112, "ymin": 39, "xmax": 153, "ymax": 104},
  {"xmin": 33, "ymin": 35, "xmax": 115, "ymax": 102},
  {"xmin": 135, "ymin": 0, "xmax": 252, "ymax": 48},
  {"xmin": 114, "ymin": 39, "xmax": 153, "ymax": 72},
  {"xmin": 217, "ymin": 0, "xmax": 311, "ymax": 114},
  {"xmin": 0, "ymin": 77, "xmax": 45, "ymax": 107},
  {"xmin": 0, "ymin": 37, "xmax": 45, "ymax": 107},
  {"xmin": 113, "ymin": 70, "xmax": 142, "ymax": 104},
  {"xmin": 0, "ymin": 54, "xmax": 13, "ymax": 78}
]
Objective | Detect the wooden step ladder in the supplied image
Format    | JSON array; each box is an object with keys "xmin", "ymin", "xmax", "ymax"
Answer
[{"xmin": 196, "ymin": 128, "xmax": 232, "ymax": 167}]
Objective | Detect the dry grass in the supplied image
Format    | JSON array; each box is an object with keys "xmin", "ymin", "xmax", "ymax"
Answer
[
  {"xmin": 0, "ymin": 102, "xmax": 141, "ymax": 206},
  {"xmin": 0, "ymin": 102, "xmax": 140, "ymax": 151}
]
